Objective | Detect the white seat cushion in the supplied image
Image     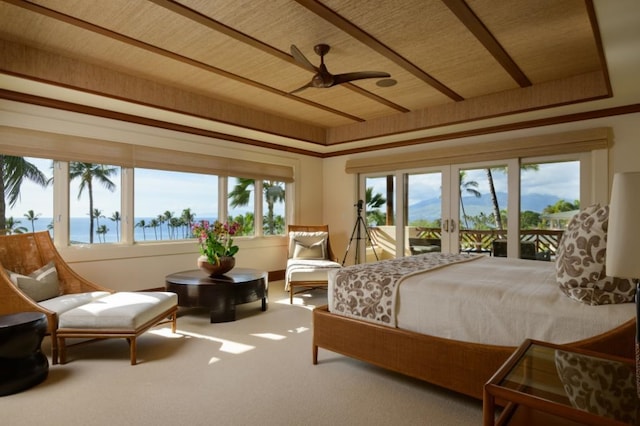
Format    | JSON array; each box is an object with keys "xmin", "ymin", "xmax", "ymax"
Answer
[
  {"xmin": 285, "ymin": 258, "xmax": 341, "ymax": 291},
  {"xmin": 58, "ymin": 292, "xmax": 177, "ymax": 330},
  {"xmin": 39, "ymin": 291, "xmax": 111, "ymax": 314}
]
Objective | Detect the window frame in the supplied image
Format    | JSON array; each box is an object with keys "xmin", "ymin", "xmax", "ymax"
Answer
[{"xmin": 359, "ymin": 149, "xmax": 606, "ymax": 259}]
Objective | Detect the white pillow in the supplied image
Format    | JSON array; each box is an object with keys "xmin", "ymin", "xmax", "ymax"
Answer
[
  {"xmin": 288, "ymin": 231, "xmax": 328, "ymax": 259},
  {"xmin": 293, "ymin": 240, "xmax": 325, "ymax": 259},
  {"xmin": 6, "ymin": 261, "xmax": 60, "ymax": 302}
]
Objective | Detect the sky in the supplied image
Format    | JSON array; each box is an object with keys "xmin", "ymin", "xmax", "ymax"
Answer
[
  {"xmin": 6, "ymin": 158, "xmax": 255, "ymax": 219},
  {"xmin": 368, "ymin": 161, "xmax": 580, "ymax": 208},
  {"xmin": 6, "ymin": 158, "xmax": 579, "ymax": 219}
]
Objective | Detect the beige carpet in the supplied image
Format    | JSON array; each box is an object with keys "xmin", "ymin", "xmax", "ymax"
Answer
[{"xmin": 3, "ymin": 282, "xmax": 483, "ymax": 425}]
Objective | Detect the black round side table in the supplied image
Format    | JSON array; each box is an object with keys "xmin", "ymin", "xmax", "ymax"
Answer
[{"xmin": 0, "ymin": 312, "xmax": 49, "ymax": 396}]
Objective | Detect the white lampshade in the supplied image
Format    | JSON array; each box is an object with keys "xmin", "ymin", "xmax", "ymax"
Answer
[{"xmin": 606, "ymin": 172, "xmax": 640, "ymax": 278}]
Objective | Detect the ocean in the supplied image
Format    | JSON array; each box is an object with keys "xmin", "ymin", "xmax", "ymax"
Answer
[{"xmin": 20, "ymin": 217, "xmax": 217, "ymax": 244}]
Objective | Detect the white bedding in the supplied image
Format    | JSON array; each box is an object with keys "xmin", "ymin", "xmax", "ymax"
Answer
[{"xmin": 329, "ymin": 256, "xmax": 635, "ymax": 346}]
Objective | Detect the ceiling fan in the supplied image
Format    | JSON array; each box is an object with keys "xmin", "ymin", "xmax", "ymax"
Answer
[{"xmin": 289, "ymin": 44, "xmax": 391, "ymax": 94}]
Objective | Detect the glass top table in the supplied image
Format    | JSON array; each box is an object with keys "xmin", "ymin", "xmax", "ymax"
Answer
[{"xmin": 483, "ymin": 339, "xmax": 639, "ymax": 426}]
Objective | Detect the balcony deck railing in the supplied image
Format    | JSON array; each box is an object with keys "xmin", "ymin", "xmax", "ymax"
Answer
[
  {"xmin": 366, "ymin": 226, "xmax": 565, "ymax": 261},
  {"xmin": 415, "ymin": 227, "xmax": 565, "ymax": 256}
]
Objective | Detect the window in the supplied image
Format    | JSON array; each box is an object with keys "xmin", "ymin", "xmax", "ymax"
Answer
[
  {"xmin": 1, "ymin": 122, "xmax": 294, "ymax": 248},
  {"xmin": 2, "ymin": 156, "xmax": 53, "ymax": 236},
  {"xmin": 262, "ymin": 180, "xmax": 286, "ymax": 236},
  {"xmin": 134, "ymin": 169, "xmax": 218, "ymax": 242},
  {"xmin": 5, "ymin": 158, "xmax": 290, "ymax": 245},
  {"xmin": 68, "ymin": 162, "xmax": 121, "ymax": 244},
  {"xmin": 228, "ymin": 177, "xmax": 255, "ymax": 236},
  {"xmin": 518, "ymin": 160, "xmax": 580, "ymax": 260}
]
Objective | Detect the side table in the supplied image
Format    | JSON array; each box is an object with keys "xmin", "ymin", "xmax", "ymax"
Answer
[
  {"xmin": 0, "ymin": 312, "xmax": 49, "ymax": 396},
  {"xmin": 483, "ymin": 339, "xmax": 639, "ymax": 426}
]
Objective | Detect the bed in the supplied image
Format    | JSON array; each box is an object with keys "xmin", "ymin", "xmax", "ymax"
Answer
[{"xmin": 312, "ymin": 205, "xmax": 636, "ymax": 400}]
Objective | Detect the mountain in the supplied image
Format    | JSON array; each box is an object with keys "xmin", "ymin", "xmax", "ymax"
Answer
[{"xmin": 408, "ymin": 192, "xmax": 562, "ymax": 222}]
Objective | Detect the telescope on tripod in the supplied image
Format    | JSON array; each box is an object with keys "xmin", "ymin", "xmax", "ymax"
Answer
[{"xmin": 342, "ymin": 199, "xmax": 379, "ymax": 265}]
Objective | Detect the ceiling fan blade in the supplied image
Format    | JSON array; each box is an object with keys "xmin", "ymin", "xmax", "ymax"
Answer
[
  {"xmin": 333, "ymin": 71, "xmax": 391, "ymax": 86},
  {"xmin": 290, "ymin": 45, "xmax": 318, "ymax": 73},
  {"xmin": 289, "ymin": 81, "xmax": 313, "ymax": 94}
]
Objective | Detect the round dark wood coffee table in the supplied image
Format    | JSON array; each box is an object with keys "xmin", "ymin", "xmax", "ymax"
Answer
[{"xmin": 165, "ymin": 268, "xmax": 268, "ymax": 323}]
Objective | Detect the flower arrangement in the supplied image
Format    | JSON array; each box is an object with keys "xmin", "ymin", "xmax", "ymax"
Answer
[{"xmin": 192, "ymin": 220, "xmax": 240, "ymax": 265}]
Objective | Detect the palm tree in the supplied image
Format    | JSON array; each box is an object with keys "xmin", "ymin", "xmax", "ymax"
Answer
[
  {"xmin": 148, "ymin": 218, "xmax": 160, "ymax": 240},
  {"xmin": 263, "ymin": 181, "xmax": 285, "ymax": 235},
  {"xmin": 96, "ymin": 224, "xmax": 108, "ymax": 243},
  {"xmin": 92, "ymin": 208, "xmax": 105, "ymax": 238},
  {"xmin": 110, "ymin": 211, "xmax": 121, "ymax": 242},
  {"xmin": 459, "ymin": 171, "xmax": 481, "ymax": 230},
  {"xmin": 485, "ymin": 168, "xmax": 502, "ymax": 230},
  {"xmin": 229, "ymin": 213, "xmax": 254, "ymax": 236},
  {"xmin": 181, "ymin": 208, "xmax": 195, "ymax": 238},
  {"xmin": 5, "ymin": 217, "xmax": 28, "ymax": 234},
  {"xmin": 69, "ymin": 162, "xmax": 117, "ymax": 243},
  {"xmin": 163, "ymin": 211, "xmax": 174, "ymax": 239},
  {"xmin": 169, "ymin": 217, "xmax": 181, "ymax": 239},
  {"xmin": 156, "ymin": 214, "xmax": 165, "ymax": 240},
  {"xmin": 23, "ymin": 209, "xmax": 41, "ymax": 233},
  {"xmin": 264, "ymin": 214, "xmax": 285, "ymax": 235},
  {"xmin": 136, "ymin": 219, "xmax": 148, "ymax": 240},
  {"xmin": 0, "ymin": 155, "xmax": 48, "ymax": 234},
  {"xmin": 365, "ymin": 187, "xmax": 386, "ymax": 226},
  {"xmin": 484, "ymin": 165, "xmax": 539, "ymax": 230},
  {"xmin": 229, "ymin": 178, "xmax": 285, "ymax": 235}
]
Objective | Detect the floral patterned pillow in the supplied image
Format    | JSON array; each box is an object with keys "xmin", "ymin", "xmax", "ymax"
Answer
[
  {"xmin": 555, "ymin": 349, "xmax": 638, "ymax": 423},
  {"xmin": 555, "ymin": 204, "xmax": 635, "ymax": 305}
]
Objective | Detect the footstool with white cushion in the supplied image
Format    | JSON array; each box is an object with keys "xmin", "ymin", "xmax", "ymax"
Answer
[{"xmin": 56, "ymin": 291, "xmax": 178, "ymax": 365}]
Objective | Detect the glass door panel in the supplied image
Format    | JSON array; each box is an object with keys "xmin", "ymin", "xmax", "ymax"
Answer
[
  {"xmin": 355, "ymin": 176, "xmax": 395, "ymax": 264},
  {"xmin": 520, "ymin": 160, "xmax": 580, "ymax": 261},
  {"xmin": 458, "ymin": 166, "xmax": 508, "ymax": 255},
  {"xmin": 405, "ymin": 172, "xmax": 443, "ymax": 256}
]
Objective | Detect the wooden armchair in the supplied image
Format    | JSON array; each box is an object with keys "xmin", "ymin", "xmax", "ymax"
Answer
[
  {"xmin": 0, "ymin": 231, "xmax": 111, "ymax": 363},
  {"xmin": 285, "ymin": 225, "xmax": 341, "ymax": 304}
]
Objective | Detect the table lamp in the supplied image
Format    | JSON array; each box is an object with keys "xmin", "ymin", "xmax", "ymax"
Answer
[{"xmin": 605, "ymin": 171, "xmax": 640, "ymax": 396}]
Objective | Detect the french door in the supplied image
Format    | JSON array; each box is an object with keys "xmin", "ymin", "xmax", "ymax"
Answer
[{"xmin": 359, "ymin": 159, "xmax": 519, "ymax": 260}]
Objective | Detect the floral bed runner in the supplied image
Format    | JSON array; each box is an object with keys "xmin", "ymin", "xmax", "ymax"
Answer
[{"xmin": 331, "ymin": 253, "xmax": 482, "ymax": 327}]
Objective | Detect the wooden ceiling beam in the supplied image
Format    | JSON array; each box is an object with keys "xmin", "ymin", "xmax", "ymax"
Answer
[
  {"xmin": 442, "ymin": 0, "xmax": 532, "ymax": 88},
  {"xmin": 150, "ymin": 0, "xmax": 408, "ymax": 113},
  {"xmin": 4, "ymin": 0, "xmax": 365, "ymax": 124},
  {"xmin": 294, "ymin": 0, "xmax": 464, "ymax": 102},
  {"xmin": 148, "ymin": 0, "xmax": 294, "ymax": 65}
]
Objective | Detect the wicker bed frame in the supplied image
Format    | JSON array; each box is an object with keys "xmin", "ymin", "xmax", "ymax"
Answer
[{"xmin": 312, "ymin": 304, "xmax": 635, "ymax": 400}]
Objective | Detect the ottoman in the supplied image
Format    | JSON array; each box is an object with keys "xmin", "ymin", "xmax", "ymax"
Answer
[
  {"xmin": 0, "ymin": 312, "xmax": 49, "ymax": 396},
  {"xmin": 57, "ymin": 292, "xmax": 178, "ymax": 365}
]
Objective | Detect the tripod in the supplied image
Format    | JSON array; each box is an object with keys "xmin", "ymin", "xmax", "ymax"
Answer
[{"xmin": 342, "ymin": 200, "xmax": 379, "ymax": 265}]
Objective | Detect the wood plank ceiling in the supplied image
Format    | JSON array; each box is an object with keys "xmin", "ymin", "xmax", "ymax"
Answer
[{"xmin": 0, "ymin": 0, "xmax": 611, "ymax": 154}]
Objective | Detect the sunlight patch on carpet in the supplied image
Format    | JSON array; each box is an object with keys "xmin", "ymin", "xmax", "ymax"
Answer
[
  {"xmin": 149, "ymin": 327, "xmax": 185, "ymax": 338},
  {"xmin": 177, "ymin": 330, "xmax": 254, "ymax": 354},
  {"xmin": 251, "ymin": 333, "xmax": 286, "ymax": 340}
]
